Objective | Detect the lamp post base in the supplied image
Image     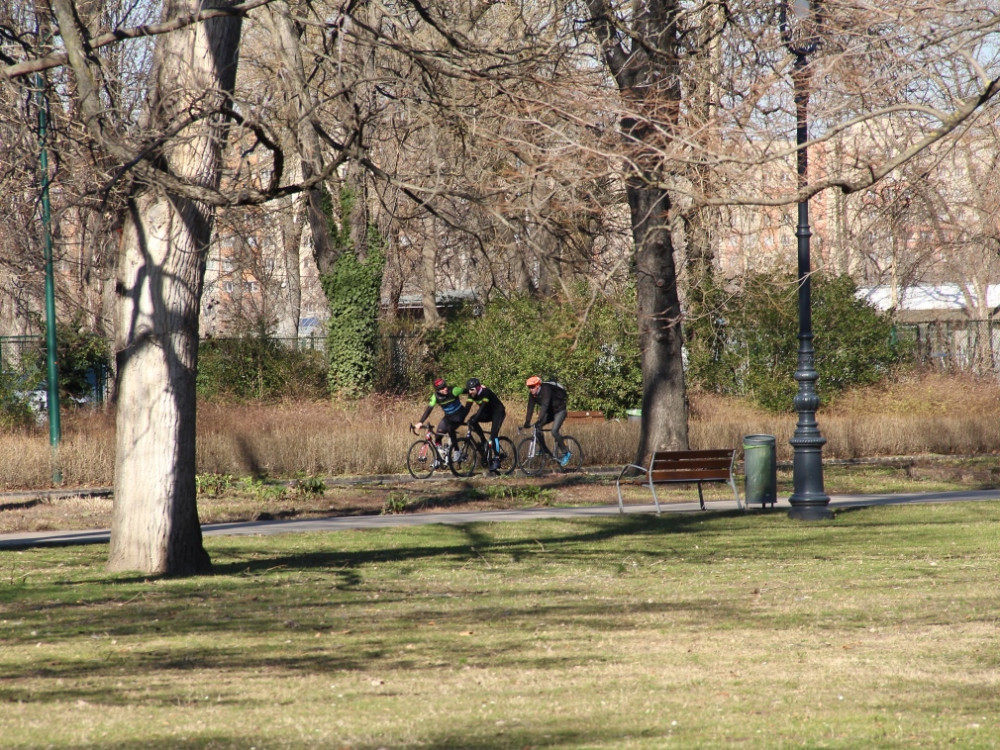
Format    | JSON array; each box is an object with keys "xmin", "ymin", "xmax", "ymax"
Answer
[{"xmin": 788, "ymin": 504, "xmax": 834, "ymax": 521}]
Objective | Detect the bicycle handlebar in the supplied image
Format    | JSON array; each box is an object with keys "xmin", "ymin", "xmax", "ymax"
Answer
[{"xmin": 411, "ymin": 422, "xmax": 471, "ymax": 436}]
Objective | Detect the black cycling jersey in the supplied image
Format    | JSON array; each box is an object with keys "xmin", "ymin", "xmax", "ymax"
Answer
[{"xmin": 467, "ymin": 385, "xmax": 505, "ymax": 422}]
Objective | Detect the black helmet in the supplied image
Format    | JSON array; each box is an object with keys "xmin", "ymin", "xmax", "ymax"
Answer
[{"xmin": 466, "ymin": 377, "xmax": 481, "ymax": 391}]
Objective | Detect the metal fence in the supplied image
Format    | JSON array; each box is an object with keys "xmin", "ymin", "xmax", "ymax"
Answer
[
  {"xmin": 895, "ymin": 321, "xmax": 1000, "ymax": 374},
  {"xmin": 249, "ymin": 332, "xmax": 425, "ymax": 393},
  {"xmin": 0, "ymin": 335, "xmax": 42, "ymax": 374}
]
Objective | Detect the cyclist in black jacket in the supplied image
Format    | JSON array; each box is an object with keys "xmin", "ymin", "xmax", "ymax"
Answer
[
  {"xmin": 465, "ymin": 377, "xmax": 506, "ymax": 471},
  {"xmin": 522, "ymin": 375, "xmax": 571, "ymax": 465},
  {"xmin": 414, "ymin": 378, "xmax": 467, "ymax": 448}
]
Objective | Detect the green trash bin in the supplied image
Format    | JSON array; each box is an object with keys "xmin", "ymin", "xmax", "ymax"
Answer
[{"xmin": 743, "ymin": 434, "xmax": 777, "ymax": 507}]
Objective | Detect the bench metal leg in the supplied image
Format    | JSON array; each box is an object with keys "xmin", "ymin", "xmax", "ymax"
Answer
[
  {"xmin": 648, "ymin": 479, "xmax": 662, "ymax": 514},
  {"xmin": 729, "ymin": 478, "xmax": 743, "ymax": 511},
  {"xmin": 697, "ymin": 482, "xmax": 705, "ymax": 511}
]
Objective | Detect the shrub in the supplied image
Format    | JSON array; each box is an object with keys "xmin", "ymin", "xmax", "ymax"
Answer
[
  {"xmin": 686, "ymin": 273, "xmax": 909, "ymax": 411},
  {"xmin": 197, "ymin": 332, "xmax": 328, "ymax": 401},
  {"xmin": 428, "ymin": 287, "xmax": 642, "ymax": 416},
  {"xmin": 0, "ymin": 370, "xmax": 41, "ymax": 429},
  {"xmin": 52, "ymin": 316, "xmax": 112, "ymax": 402}
]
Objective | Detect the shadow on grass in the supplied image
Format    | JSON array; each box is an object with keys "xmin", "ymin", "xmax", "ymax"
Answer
[
  {"xmin": 207, "ymin": 511, "xmax": 734, "ymax": 578},
  {"xmin": 0, "ymin": 497, "xmax": 43, "ymax": 512},
  {"xmin": 20, "ymin": 724, "xmax": 671, "ymax": 750}
]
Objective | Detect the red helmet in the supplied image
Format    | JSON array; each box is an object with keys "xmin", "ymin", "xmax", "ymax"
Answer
[
  {"xmin": 433, "ymin": 378, "xmax": 447, "ymax": 389},
  {"xmin": 526, "ymin": 376, "xmax": 542, "ymax": 388}
]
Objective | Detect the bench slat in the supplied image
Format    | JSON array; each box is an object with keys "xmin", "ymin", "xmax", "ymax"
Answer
[
  {"xmin": 650, "ymin": 449, "xmax": 733, "ymax": 460},
  {"xmin": 651, "ymin": 457, "xmax": 733, "ymax": 472},
  {"xmin": 649, "ymin": 469, "xmax": 732, "ymax": 482}
]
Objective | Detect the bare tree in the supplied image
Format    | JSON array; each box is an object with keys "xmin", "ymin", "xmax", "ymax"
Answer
[{"xmin": 105, "ymin": 0, "xmax": 244, "ymax": 573}]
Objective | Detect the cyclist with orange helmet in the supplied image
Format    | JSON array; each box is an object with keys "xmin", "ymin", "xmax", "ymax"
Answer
[{"xmin": 523, "ymin": 375, "xmax": 571, "ymax": 466}]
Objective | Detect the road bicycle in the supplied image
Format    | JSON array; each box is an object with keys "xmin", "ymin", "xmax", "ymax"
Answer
[
  {"xmin": 406, "ymin": 424, "xmax": 468, "ymax": 479},
  {"xmin": 451, "ymin": 427, "xmax": 518, "ymax": 477},
  {"xmin": 516, "ymin": 426, "xmax": 583, "ymax": 476}
]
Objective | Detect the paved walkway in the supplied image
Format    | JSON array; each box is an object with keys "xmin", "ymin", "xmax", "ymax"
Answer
[{"xmin": 3, "ymin": 487, "xmax": 1000, "ymax": 550}]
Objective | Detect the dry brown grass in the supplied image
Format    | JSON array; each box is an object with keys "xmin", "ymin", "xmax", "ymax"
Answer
[
  {"xmin": 1, "ymin": 372, "xmax": 998, "ymax": 490},
  {"xmin": 692, "ymin": 371, "xmax": 1000, "ymax": 461}
]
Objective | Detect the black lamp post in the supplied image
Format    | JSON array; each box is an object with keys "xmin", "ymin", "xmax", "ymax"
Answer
[{"xmin": 780, "ymin": 0, "xmax": 831, "ymax": 520}]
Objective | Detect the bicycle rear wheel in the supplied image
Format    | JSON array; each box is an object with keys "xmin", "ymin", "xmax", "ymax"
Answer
[
  {"xmin": 517, "ymin": 437, "xmax": 547, "ymax": 476},
  {"xmin": 407, "ymin": 439, "xmax": 436, "ymax": 479},
  {"xmin": 449, "ymin": 436, "xmax": 478, "ymax": 477},
  {"xmin": 557, "ymin": 436, "xmax": 584, "ymax": 473},
  {"xmin": 492, "ymin": 436, "xmax": 517, "ymax": 476}
]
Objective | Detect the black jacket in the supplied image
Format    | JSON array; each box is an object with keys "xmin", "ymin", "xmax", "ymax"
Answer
[{"xmin": 523, "ymin": 381, "xmax": 567, "ymax": 427}]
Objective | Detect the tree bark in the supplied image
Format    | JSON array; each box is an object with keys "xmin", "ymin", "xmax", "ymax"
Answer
[
  {"xmin": 266, "ymin": 0, "xmax": 339, "ymax": 276},
  {"xmin": 631, "ymin": 181, "xmax": 689, "ymax": 458},
  {"xmin": 108, "ymin": 0, "xmax": 242, "ymax": 575},
  {"xmin": 587, "ymin": 0, "xmax": 689, "ymax": 458}
]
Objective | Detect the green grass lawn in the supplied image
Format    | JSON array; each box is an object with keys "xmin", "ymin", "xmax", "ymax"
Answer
[{"xmin": 3, "ymin": 502, "xmax": 1000, "ymax": 748}]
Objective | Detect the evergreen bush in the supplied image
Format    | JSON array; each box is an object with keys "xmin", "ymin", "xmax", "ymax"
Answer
[
  {"xmin": 51, "ymin": 314, "xmax": 112, "ymax": 401},
  {"xmin": 685, "ymin": 273, "xmax": 909, "ymax": 411},
  {"xmin": 428, "ymin": 288, "xmax": 642, "ymax": 416},
  {"xmin": 197, "ymin": 331, "xmax": 327, "ymax": 401}
]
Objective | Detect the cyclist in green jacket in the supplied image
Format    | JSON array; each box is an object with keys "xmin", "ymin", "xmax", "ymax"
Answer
[{"xmin": 413, "ymin": 378, "xmax": 468, "ymax": 449}]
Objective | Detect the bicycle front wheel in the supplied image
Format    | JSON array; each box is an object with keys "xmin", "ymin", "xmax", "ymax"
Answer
[
  {"xmin": 450, "ymin": 436, "xmax": 478, "ymax": 477},
  {"xmin": 407, "ymin": 439, "xmax": 436, "ymax": 479},
  {"xmin": 558, "ymin": 436, "xmax": 584, "ymax": 473},
  {"xmin": 517, "ymin": 437, "xmax": 546, "ymax": 476},
  {"xmin": 493, "ymin": 436, "xmax": 518, "ymax": 476}
]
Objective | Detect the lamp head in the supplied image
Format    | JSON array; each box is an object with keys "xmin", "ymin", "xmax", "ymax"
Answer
[{"xmin": 780, "ymin": 0, "xmax": 822, "ymax": 57}]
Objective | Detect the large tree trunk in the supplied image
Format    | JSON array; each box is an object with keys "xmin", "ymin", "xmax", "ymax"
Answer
[
  {"xmin": 108, "ymin": 0, "xmax": 242, "ymax": 575},
  {"xmin": 631, "ymin": 182, "xmax": 689, "ymax": 459},
  {"xmin": 587, "ymin": 0, "xmax": 688, "ymax": 460}
]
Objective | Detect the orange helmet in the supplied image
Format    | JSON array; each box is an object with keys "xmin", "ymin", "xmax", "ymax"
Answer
[{"xmin": 526, "ymin": 376, "xmax": 542, "ymax": 388}]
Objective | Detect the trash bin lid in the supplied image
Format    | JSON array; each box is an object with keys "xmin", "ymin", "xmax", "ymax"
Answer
[{"xmin": 743, "ymin": 434, "xmax": 776, "ymax": 447}]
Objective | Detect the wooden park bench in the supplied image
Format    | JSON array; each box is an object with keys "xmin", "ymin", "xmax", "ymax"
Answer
[{"xmin": 615, "ymin": 448, "xmax": 742, "ymax": 514}]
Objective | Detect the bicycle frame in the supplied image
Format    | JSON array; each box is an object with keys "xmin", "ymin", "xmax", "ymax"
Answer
[{"xmin": 410, "ymin": 425, "xmax": 451, "ymax": 471}]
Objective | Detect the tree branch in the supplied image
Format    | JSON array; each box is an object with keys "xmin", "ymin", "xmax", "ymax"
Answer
[{"xmin": 2, "ymin": 0, "xmax": 276, "ymax": 80}]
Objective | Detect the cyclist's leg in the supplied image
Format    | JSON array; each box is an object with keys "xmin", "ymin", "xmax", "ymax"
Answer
[
  {"xmin": 535, "ymin": 413, "xmax": 552, "ymax": 454},
  {"xmin": 434, "ymin": 418, "xmax": 450, "ymax": 445},
  {"xmin": 489, "ymin": 410, "xmax": 506, "ymax": 452},
  {"xmin": 468, "ymin": 412, "xmax": 488, "ymax": 455},
  {"xmin": 487, "ymin": 410, "xmax": 506, "ymax": 469},
  {"xmin": 551, "ymin": 409, "xmax": 568, "ymax": 456},
  {"xmin": 445, "ymin": 417, "xmax": 462, "ymax": 449}
]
